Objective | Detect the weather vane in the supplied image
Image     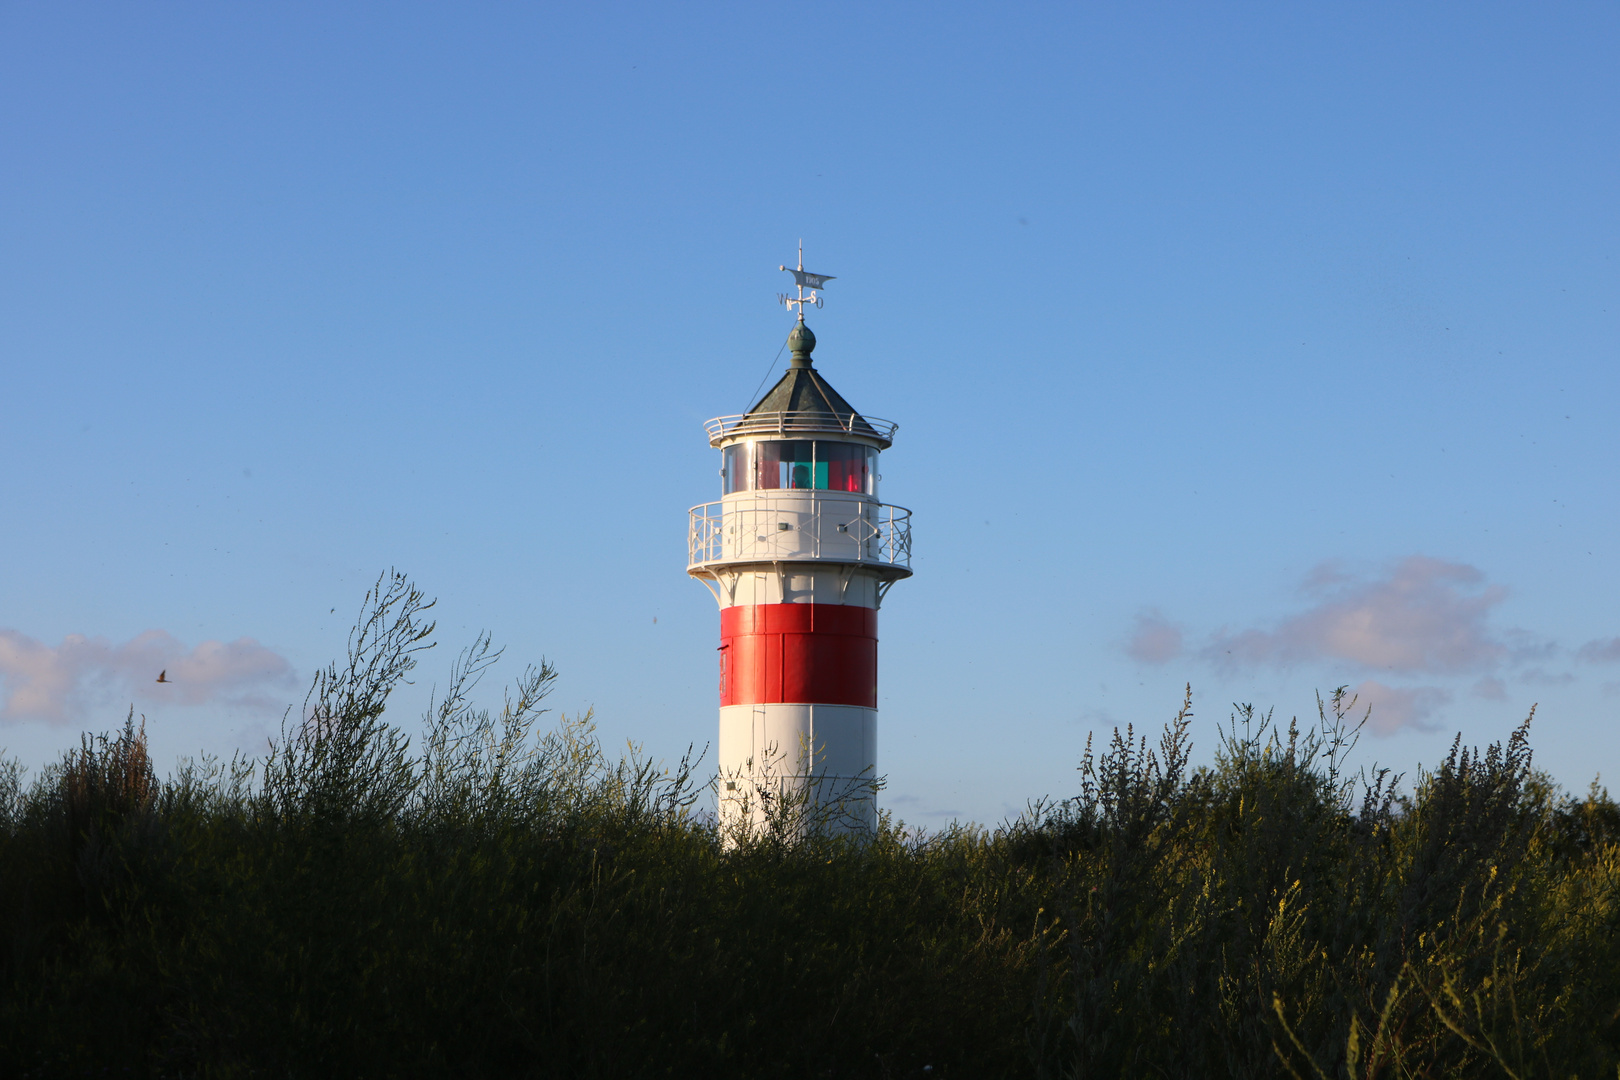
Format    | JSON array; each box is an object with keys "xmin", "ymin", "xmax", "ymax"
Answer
[{"xmin": 778, "ymin": 242, "xmax": 834, "ymax": 320}]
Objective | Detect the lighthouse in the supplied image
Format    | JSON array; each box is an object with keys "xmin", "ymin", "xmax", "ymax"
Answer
[{"xmin": 688, "ymin": 253, "xmax": 912, "ymax": 835}]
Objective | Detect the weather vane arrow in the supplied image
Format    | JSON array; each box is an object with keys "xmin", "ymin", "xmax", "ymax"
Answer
[{"xmin": 778, "ymin": 242, "xmax": 833, "ymax": 319}]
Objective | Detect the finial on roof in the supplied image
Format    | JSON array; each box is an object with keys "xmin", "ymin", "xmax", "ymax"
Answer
[{"xmin": 788, "ymin": 321, "xmax": 816, "ymax": 367}]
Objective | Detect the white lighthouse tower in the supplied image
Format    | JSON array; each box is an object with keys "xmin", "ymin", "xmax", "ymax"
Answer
[{"xmin": 688, "ymin": 254, "xmax": 913, "ymax": 835}]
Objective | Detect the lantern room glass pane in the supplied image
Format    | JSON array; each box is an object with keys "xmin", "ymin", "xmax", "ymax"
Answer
[
  {"xmin": 822, "ymin": 442, "xmax": 866, "ymax": 492},
  {"xmin": 750, "ymin": 441, "xmax": 774, "ymax": 489},
  {"xmin": 756, "ymin": 440, "xmax": 814, "ymax": 489},
  {"xmin": 722, "ymin": 445, "xmax": 745, "ymax": 494}
]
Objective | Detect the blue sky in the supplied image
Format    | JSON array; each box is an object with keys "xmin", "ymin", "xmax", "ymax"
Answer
[{"xmin": 2, "ymin": 3, "xmax": 1617, "ymax": 824}]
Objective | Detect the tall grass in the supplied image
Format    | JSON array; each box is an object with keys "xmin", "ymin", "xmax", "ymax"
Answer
[{"xmin": 1, "ymin": 574, "xmax": 1616, "ymax": 1077}]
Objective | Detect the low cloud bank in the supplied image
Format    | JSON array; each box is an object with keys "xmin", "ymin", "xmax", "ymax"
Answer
[
  {"xmin": 1577, "ymin": 638, "xmax": 1620, "ymax": 664},
  {"xmin": 0, "ymin": 629, "xmax": 295, "ymax": 725},
  {"xmin": 1347, "ymin": 679, "xmax": 1450, "ymax": 736},
  {"xmin": 1126, "ymin": 610, "xmax": 1184, "ymax": 664},
  {"xmin": 1204, "ymin": 556, "xmax": 1508, "ymax": 675},
  {"xmin": 1123, "ymin": 555, "xmax": 1574, "ymax": 736}
]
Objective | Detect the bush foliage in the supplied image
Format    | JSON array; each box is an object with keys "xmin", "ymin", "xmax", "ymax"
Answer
[{"xmin": 2, "ymin": 574, "xmax": 1617, "ymax": 1077}]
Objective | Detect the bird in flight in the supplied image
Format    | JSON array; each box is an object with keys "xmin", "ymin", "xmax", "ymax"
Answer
[{"xmin": 156, "ymin": 670, "xmax": 171, "ymax": 683}]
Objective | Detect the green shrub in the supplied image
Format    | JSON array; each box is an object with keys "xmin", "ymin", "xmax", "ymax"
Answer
[{"xmin": 1, "ymin": 576, "xmax": 1615, "ymax": 1078}]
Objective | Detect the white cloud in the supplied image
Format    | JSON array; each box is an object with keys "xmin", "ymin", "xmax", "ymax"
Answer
[
  {"xmin": 1077, "ymin": 705, "xmax": 1116, "ymax": 729},
  {"xmin": 887, "ymin": 793, "xmax": 962, "ymax": 819},
  {"xmin": 1126, "ymin": 610, "xmax": 1184, "ymax": 664},
  {"xmin": 0, "ymin": 628, "xmax": 295, "ymax": 725},
  {"xmin": 1577, "ymin": 638, "xmax": 1620, "ymax": 664},
  {"xmin": 1519, "ymin": 667, "xmax": 1576, "ymax": 687},
  {"xmin": 1205, "ymin": 556, "xmax": 1508, "ymax": 675},
  {"xmin": 1349, "ymin": 680, "xmax": 1450, "ymax": 736}
]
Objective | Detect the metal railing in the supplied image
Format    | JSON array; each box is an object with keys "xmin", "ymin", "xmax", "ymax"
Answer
[
  {"xmin": 703, "ymin": 411, "xmax": 898, "ymax": 447},
  {"xmin": 688, "ymin": 500, "xmax": 912, "ymax": 571}
]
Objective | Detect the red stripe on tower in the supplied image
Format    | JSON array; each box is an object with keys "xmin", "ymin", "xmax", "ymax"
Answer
[{"xmin": 719, "ymin": 603, "xmax": 878, "ymax": 707}]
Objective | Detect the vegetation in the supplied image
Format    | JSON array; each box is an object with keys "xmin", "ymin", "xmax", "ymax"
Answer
[{"xmin": 2, "ymin": 574, "xmax": 1617, "ymax": 1078}]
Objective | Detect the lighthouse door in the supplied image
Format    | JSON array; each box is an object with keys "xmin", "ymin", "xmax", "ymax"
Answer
[{"xmin": 751, "ymin": 704, "xmax": 768, "ymax": 776}]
